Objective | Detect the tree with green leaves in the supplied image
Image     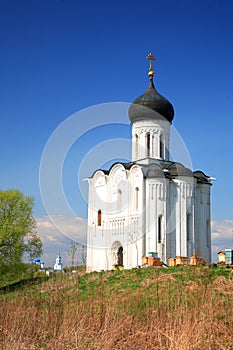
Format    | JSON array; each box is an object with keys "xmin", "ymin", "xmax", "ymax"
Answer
[{"xmin": 0, "ymin": 189, "xmax": 42, "ymax": 265}]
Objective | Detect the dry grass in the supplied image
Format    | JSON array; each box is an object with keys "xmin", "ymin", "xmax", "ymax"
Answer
[{"xmin": 0, "ymin": 267, "xmax": 233, "ymax": 349}]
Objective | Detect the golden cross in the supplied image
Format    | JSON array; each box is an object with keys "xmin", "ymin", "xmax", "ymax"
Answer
[{"xmin": 146, "ymin": 52, "xmax": 156, "ymax": 72}]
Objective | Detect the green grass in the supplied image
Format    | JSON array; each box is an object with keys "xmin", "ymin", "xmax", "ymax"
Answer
[
  {"xmin": 1, "ymin": 266, "xmax": 233, "ymax": 349},
  {"xmin": 1, "ymin": 265, "xmax": 232, "ymax": 301}
]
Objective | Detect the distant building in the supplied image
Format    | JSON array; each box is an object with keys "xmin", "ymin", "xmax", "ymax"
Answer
[
  {"xmin": 30, "ymin": 258, "xmax": 45, "ymax": 271},
  {"xmin": 86, "ymin": 53, "xmax": 214, "ymax": 272},
  {"xmin": 217, "ymin": 249, "xmax": 233, "ymax": 265},
  {"xmin": 34, "ymin": 257, "xmax": 41, "ymax": 265},
  {"xmin": 225, "ymin": 249, "xmax": 233, "ymax": 265},
  {"xmin": 54, "ymin": 253, "xmax": 63, "ymax": 271},
  {"xmin": 217, "ymin": 251, "xmax": 226, "ymax": 264}
]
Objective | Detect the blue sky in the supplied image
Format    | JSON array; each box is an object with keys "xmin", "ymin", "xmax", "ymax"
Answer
[{"xmin": 1, "ymin": 0, "xmax": 233, "ymax": 263}]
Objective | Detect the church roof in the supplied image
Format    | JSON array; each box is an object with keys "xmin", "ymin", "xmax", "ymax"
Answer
[
  {"xmin": 90, "ymin": 160, "xmax": 211, "ymax": 184},
  {"xmin": 193, "ymin": 170, "xmax": 211, "ymax": 184},
  {"xmin": 165, "ymin": 162, "xmax": 193, "ymax": 177},
  {"xmin": 128, "ymin": 53, "xmax": 174, "ymax": 124}
]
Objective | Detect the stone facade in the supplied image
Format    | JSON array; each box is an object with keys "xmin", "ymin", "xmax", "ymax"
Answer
[{"xmin": 86, "ymin": 57, "xmax": 213, "ymax": 272}]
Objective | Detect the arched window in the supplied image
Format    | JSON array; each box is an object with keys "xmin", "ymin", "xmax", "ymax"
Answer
[
  {"xmin": 97, "ymin": 209, "xmax": 102, "ymax": 226},
  {"xmin": 206, "ymin": 220, "xmax": 210, "ymax": 248},
  {"xmin": 187, "ymin": 213, "xmax": 192, "ymax": 241},
  {"xmin": 159, "ymin": 134, "xmax": 164, "ymax": 159},
  {"xmin": 146, "ymin": 133, "xmax": 150, "ymax": 157},
  {"xmin": 135, "ymin": 134, "xmax": 139, "ymax": 159},
  {"xmin": 135, "ymin": 187, "xmax": 139, "ymax": 211},
  {"xmin": 158, "ymin": 215, "xmax": 162, "ymax": 243}
]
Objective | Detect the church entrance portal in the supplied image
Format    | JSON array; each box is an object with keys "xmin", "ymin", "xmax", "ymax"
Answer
[
  {"xmin": 117, "ymin": 246, "xmax": 123, "ymax": 266},
  {"xmin": 111, "ymin": 241, "xmax": 123, "ymax": 267}
]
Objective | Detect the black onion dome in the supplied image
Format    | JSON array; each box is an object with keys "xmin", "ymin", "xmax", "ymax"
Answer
[{"xmin": 128, "ymin": 79, "xmax": 175, "ymax": 124}]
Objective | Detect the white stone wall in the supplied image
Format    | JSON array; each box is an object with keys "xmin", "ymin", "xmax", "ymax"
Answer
[
  {"xmin": 171, "ymin": 177, "xmax": 195, "ymax": 260},
  {"xmin": 86, "ymin": 165, "xmax": 212, "ymax": 271},
  {"xmin": 145, "ymin": 178, "xmax": 167, "ymax": 261},
  {"xmin": 144, "ymin": 176, "xmax": 201, "ymax": 264},
  {"xmin": 194, "ymin": 183, "xmax": 211, "ymax": 264},
  {"xmin": 86, "ymin": 163, "xmax": 145, "ymax": 271}
]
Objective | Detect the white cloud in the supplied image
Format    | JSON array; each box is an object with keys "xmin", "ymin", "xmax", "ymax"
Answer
[
  {"xmin": 35, "ymin": 215, "xmax": 87, "ymax": 267},
  {"xmin": 211, "ymin": 220, "xmax": 233, "ymax": 262}
]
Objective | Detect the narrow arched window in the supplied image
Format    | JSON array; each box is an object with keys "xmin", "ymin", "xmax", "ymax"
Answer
[
  {"xmin": 97, "ymin": 209, "xmax": 102, "ymax": 226},
  {"xmin": 146, "ymin": 133, "xmax": 150, "ymax": 157},
  {"xmin": 159, "ymin": 134, "xmax": 164, "ymax": 159},
  {"xmin": 158, "ymin": 215, "xmax": 162, "ymax": 243},
  {"xmin": 187, "ymin": 213, "xmax": 191, "ymax": 241},
  {"xmin": 135, "ymin": 134, "xmax": 139, "ymax": 159},
  {"xmin": 206, "ymin": 220, "xmax": 210, "ymax": 247},
  {"xmin": 135, "ymin": 187, "xmax": 139, "ymax": 211}
]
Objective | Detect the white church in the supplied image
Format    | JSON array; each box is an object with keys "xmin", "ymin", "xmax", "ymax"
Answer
[{"xmin": 86, "ymin": 53, "xmax": 213, "ymax": 272}]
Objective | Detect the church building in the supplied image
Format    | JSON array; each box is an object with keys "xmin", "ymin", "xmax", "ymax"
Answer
[{"xmin": 86, "ymin": 53, "xmax": 213, "ymax": 272}]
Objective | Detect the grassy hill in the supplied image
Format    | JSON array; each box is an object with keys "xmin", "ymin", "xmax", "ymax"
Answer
[{"xmin": 1, "ymin": 266, "xmax": 233, "ymax": 349}]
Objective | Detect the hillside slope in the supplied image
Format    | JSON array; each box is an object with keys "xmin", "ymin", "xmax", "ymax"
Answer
[{"xmin": 1, "ymin": 267, "xmax": 233, "ymax": 349}]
